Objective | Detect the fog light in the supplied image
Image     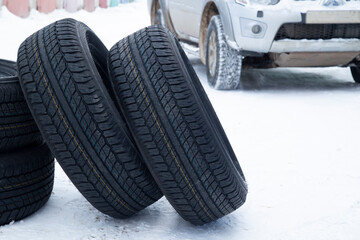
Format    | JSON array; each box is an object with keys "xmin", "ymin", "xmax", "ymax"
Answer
[
  {"xmin": 252, "ymin": 25, "xmax": 262, "ymax": 34},
  {"xmin": 240, "ymin": 18, "xmax": 267, "ymax": 38}
]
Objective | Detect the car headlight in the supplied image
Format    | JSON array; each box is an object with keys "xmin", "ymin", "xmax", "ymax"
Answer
[{"xmin": 235, "ymin": 0, "xmax": 280, "ymax": 5}]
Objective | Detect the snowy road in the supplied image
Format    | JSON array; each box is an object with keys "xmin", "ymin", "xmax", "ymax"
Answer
[{"xmin": 1, "ymin": 1, "xmax": 360, "ymax": 239}]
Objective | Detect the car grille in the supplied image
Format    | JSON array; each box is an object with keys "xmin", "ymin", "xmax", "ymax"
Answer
[{"xmin": 275, "ymin": 23, "xmax": 360, "ymax": 40}]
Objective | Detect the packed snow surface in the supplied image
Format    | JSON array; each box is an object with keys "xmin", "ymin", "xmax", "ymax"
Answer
[{"xmin": 1, "ymin": 1, "xmax": 360, "ymax": 239}]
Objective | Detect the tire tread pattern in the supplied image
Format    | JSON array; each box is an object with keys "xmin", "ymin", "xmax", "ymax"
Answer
[
  {"xmin": 17, "ymin": 18, "xmax": 162, "ymax": 219},
  {"xmin": 0, "ymin": 59, "xmax": 41, "ymax": 152},
  {"xmin": 0, "ymin": 144, "xmax": 54, "ymax": 226},
  {"xmin": 108, "ymin": 26, "xmax": 247, "ymax": 225}
]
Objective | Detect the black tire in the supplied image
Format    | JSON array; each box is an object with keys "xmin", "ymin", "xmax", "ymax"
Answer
[
  {"xmin": 0, "ymin": 60, "xmax": 42, "ymax": 152},
  {"xmin": 205, "ymin": 15, "xmax": 242, "ymax": 90},
  {"xmin": 0, "ymin": 59, "xmax": 17, "ymax": 77},
  {"xmin": 351, "ymin": 66, "xmax": 360, "ymax": 83},
  {"xmin": 0, "ymin": 143, "xmax": 54, "ymax": 226},
  {"xmin": 108, "ymin": 26, "xmax": 248, "ymax": 225},
  {"xmin": 17, "ymin": 18, "xmax": 162, "ymax": 218}
]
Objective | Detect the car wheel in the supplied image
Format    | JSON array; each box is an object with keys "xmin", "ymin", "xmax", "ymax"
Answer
[
  {"xmin": 351, "ymin": 66, "xmax": 360, "ymax": 83},
  {"xmin": 205, "ymin": 15, "xmax": 242, "ymax": 90},
  {"xmin": 154, "ymin": 9, "xmax": 166, "ymax": 28}
]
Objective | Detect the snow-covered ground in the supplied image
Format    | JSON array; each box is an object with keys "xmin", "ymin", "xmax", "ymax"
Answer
[{"xmin": 1, "ymin": 1, "xmax": 360, "ymax": 239}]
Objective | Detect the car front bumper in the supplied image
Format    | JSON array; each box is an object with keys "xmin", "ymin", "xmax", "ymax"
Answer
[{"xmin": 226, "ymin": 1, "xmax": 360, "ymax": 53}]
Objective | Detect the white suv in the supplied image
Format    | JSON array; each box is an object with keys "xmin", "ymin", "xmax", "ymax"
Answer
[{"xmin": 148, "ymin": 0, "xmax": 360, "ymax": 90}]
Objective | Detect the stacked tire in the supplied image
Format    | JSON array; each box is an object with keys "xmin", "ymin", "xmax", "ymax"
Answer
[
  {"xmin": 2, "ymin": 18, "xmax": 247, "ymax": 226},
  {"xmin": 0, "ymin": 59, "xmax": 54, "ymax": 225}
]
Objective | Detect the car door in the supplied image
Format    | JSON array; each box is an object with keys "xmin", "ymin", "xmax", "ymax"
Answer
[{"xmin": 168, "ymin": 0, "xmax": 203, "ymax": 39}]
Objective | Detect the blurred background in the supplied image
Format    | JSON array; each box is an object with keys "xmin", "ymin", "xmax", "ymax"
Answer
[{"xmin": 0, "ymin": 0, "xmax": 134, "ymax": 18}]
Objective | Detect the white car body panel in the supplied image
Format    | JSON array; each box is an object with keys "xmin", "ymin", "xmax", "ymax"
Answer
[
  {"xmin": 270, "ymin": 39, "xmax": 360, "ymax": 53},
  {"xmin": 227, "ymin": 1, "xmax": 360, "ymax": 53},
  {"xmin": 148, "ymin": 0, "xmax": 360, "ymax": 55}
]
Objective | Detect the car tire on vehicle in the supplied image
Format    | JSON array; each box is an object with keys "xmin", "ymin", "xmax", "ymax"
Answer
[
  {"xmin": 108, "ymin": 26, "xmax": 248, "ymax": 225},
  {"xmin": 17, "ymin": 18, "xmax": 162, "ymax": 219},
  {"xmin": 0, "ymin": 143, "xmax": 54, "ymax": 226},
  {"xmin": 351, "ymin": 66, "xmax": 360, "ymax": 83},
  {"xmin": 0, "ymin": 59, "xmax": 42, "ymax": 152},
  {"xmin": 205, "ymin": 15, "xmax": 243, "ymax": 90}
]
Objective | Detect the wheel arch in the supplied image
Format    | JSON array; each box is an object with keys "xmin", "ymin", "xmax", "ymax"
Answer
[
  {"xmin": 149, "ymin": 0, "xmax": 160, "ymax": 25},
  {"xmin": 199, "ymin": 1, "xmax": 234, "ymax": 64},
  {"xmin": 150, "ymin": 0, "xmax": 178, "ymax": 35}
]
